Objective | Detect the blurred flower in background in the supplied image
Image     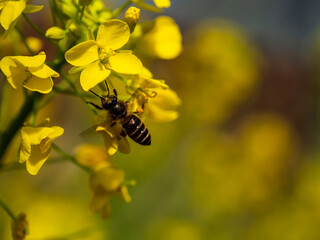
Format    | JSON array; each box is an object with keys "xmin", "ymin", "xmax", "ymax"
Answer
[{"xmin": 1, "ymin": 0, "xmax": 320, "ymax": 239}]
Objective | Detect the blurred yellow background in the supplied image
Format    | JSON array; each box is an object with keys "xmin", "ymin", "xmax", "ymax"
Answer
[{"xmin": 1, "ymin": 0, "xmax": 320, "ymax": 239}]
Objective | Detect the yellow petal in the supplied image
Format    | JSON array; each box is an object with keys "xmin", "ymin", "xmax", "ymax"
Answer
[
  {"xmin": 140, "ymin": 77, "xmax": 168, "ymax": 89},
  {"xmin": 65, "ymin": 40, "xmax": 98, "ymax": 66},
  {"xmin": 41, "ymin": 126, "xmax": 64, "ymax": 153},
  {"xmin": 76, "ymin": 144, "xmax": 110, "ymax": 168},
  {"xmin": 142, "ymin": 67, "xmax": 153, "ymax": 78},
  {"xmin": 20, "ymin": 126, "xmax": 53, "ymax": 164},
  {"xmin": 147, "ymin": 88, "xmax": 181, "ymax": 121},
  {"xmin": 11, "ymin": 51, "xmax": 46, "ymax": 67},
  {"xmin": 109, "ymin": 52, "xmax": 142, "ymax": 74},
  {"xmin": 95, "ymin": 167, "xmax": 125, "ymax": 191},
  {"xmin": 89, "ymin": 187, "xmax": 109, "ymax": 212},
  {"xmin": 0, "ymin": 0, "xmax": 26, "ymax": 30},
  {"xmin": 96, "ymin": 19, "xmax": 130, "ymax": 50},
  {"xmin": 25, "ymin": 145, "xmax": 51, "ymax": 175},
  {"xmin": 101, "ymin": 131, "xmax": 118, "ymax": 156},
  {"xmin": 0, "ymin": 56, "xmax": 28, "ymax": 89},
  {"xmin": 153, "ymin": 0, "xmax": 171, "ymax": 8},
  {"xmin": 118, "ymin": 185, "xmax": 131, "ymax": 202},
  {"xmin": 30, "ymin": 64, "xmax": 59, "ymax": 78},
  {"xmin": 23, "ymin": 76, "xmax": 53, "ymax": 94},
  {"xmin": 19, "ymin": 131, "xmax": 31, "ymax": 164},
  {"xmin": 96, "ymin": 126, "xmax": 118, "ymax": 156},
  {"xmin": 80, "ymin": 60, "xmax": 111, "ymax": 91},
  {"xmin": 21, "ymin": 127, "xmax": 54, "ymax": 145},
  {"xmin": 140, "ymin": 16, "xmax": 182, "ymax": 59},
  {"xmin": 148, "ymin": 103, "xmax": 179, "ymax": 122}
]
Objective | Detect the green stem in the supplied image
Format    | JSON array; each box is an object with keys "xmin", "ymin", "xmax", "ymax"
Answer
[
  {"xmin": 48, "ymin": 0, "xmax": 57, "ymax": 26},
  {"xmin": 79, "ymin": 5, "xmax": 85, "ymax": 21},
  {"xmin": 111, "ymin": 0, "xmax": 131, "ymax": 18},
  {"xmin": 61, "ymin": 73, "xmax": 98, "ymax": 115},
  {"xmin": 22, "ymin": 13, "xmax": 46, "ymax": 38},
  {"xmin": 15, "ymin": 27, "xmax": 35, "ymax": 56},
  {"xmin": 0, "ymin": 93, "xmax": 40, "ymax": 168},
  {"xmin": 0, "ymin": 157, "xmax": 69, "ymax": 173},
  {"xmin": 0, "ymin": 199, "xmax": 16, "ymax": 220},
  {"xmin": 51, "ymin": 143, "xmax": 91, "ymax": 173},
  {"xmin": 22, "ymin": 13, "xmax": 59, "ymax": 47}
]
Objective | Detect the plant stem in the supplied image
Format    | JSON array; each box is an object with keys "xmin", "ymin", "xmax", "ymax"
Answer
[
  {"xmin": 0, "ymin": 93, "xmax": 40, "ymax": 169},
  {"xmin": 15, "ymin": 27, "xmax": 35, "ymax": 56},
  {"xmin": 61, "ymin": 73, "xmax": 99, "ymax": 115},
  {"xmin": 111, "ymin": 0, "xmax": 131, "ymax": 18},
  {"xmin": 51, "ymin": 143, "xmax": 91, "ymax": 173},
  {"xmin": 22, "ymin": 13, "xmax": 46, "ymax": 38},
  {"xmin": 0, "ymin": 199, "xmax": 16, "ymax": 220},
  {"xmin": 79, "ymin": 5, "xmax": 85, "ymax": 21},
  {"xmin": 22, "ymin": 13, "xmax": 59, "ymax": 47}
]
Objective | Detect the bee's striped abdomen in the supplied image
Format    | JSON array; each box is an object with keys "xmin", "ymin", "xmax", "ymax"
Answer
[{"xmin": 122, "ymin": 115, "xmax": 151, "ymax": 145}]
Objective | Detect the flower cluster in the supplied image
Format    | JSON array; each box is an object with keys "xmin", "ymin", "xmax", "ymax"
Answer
[{"xmin": 0, "ymin": 0, "xmax": 181, "ymax": 234}]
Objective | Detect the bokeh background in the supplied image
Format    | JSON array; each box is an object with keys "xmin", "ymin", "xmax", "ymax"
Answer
[{"xmin": 2, "ymin": 0, "xmax": 320, "ymax": 239}]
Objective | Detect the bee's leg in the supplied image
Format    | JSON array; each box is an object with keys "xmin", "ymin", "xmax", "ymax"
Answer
[
  {"xmin": 110, "ymin": 122, "xmax": 116, "ymax": 127},
  {"xmin": 120, "ymin": 129, "xmax": 127, "ymax": 137},
  {"xmin": 86, "ymin": 101, "xmax": 103, "ymax": 110}
]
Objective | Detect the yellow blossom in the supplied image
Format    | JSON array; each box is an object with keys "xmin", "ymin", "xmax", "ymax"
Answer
[
  {"xmin": 20, "ymin": 125, "xmax": 64, "ymax": 175},
  {"xmin": 89, "ymin": 164, "xmax": 133, "ymax": 218},
  {"xmin": 153, "ymin": 0, "xmax": 171, "ymax": 8},
  {"xmin": 144, "ymin": 88, "xmax": 181, "ymax": 122},
  {"xmin": 65, "ymin": 19, "xmax": 143, "ymax": 91},
  {"xmin": 0, "ymin": 0, "xmax": 26, "ymax": 30},
  {"xmin": 137, "ymin": 16, "xmax": 182, "ymax": 59},
  {"xmin": 96, "ymin": 118, "xmax": 130, "ymax": 155},
  {"xmin": 126, "ymin": 67, "xmax": 181, "ymax": 121},
  {"xmin": 75, "ymin": 144, "xmax": 110, "ymax": 169},
  {"xmin": 0, "ymin": 51, "xmax": 59, "ymax": 94}
]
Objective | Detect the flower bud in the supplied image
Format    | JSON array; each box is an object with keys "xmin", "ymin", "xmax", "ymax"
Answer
[
  {"xmin": 124, "ymin": 7, "xmax": 140, "ymax": 33},
  {"xmin": 79, "ymin": 0, "xmax": 93, "ymax": 6},
  {"xmin": 11, "ymin": 213, "xmax": 29, "ymax": 240},
  {"xmin": 45, "ymin": 26, "xmax": 65, "ymax": 40}
]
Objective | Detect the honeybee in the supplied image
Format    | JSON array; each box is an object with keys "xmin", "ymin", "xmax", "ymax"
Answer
[{"xmin": 87, "ymin": 86, "xmax": 151, "ymax": 146}]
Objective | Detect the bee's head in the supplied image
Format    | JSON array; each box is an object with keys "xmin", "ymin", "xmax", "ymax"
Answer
[{"xmin": 102, "ymin": 95, "xmax": 117, "ymax": 109}]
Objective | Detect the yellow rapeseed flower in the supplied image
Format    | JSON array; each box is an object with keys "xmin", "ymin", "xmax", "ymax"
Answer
[
  {"xmin": 0, "ymin": 0, "xmax": 26, "ymax": 30},
  {"xmin": 145, "ymin": 88, "xmax": 181, "ymax": 122},
  {"xmin": 137, "ymin": 16, "xmax": 182, "ymax": 59},
  {"xmin": 96, "ymin": 119, "xmax": 130, "ymax": 155},
  {"xmin": 75, "ymin": 144, "xmax": 110, "ymax": 169},
  {"xmin": 65, "ymin": 19, "xmax": 143, "ymax": 91},
  {"xmin": 0, "ymin": 51, "xmax": 59, "ymax": 94},
  {"xmin": 89, "ymin": 164, "xmax": 132, "ymax": 218},
  {"xmin": 127, "ymin": 67, "xmax": 181, "ymax": 121},
  {"xmin": 20, "ymin": 125, "xmax": 64, "ymax": 175}
]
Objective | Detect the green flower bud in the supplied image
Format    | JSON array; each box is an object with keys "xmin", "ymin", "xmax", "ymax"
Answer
[
  {"xmin": 45, "ymin": 26, "xmax": 65, "ymax": 40},
  {"xmin": 124, "ymin": 7, "xmax": 140, "ymax": 33},
  {"xmin": 79, "ymin": 0, "xmax": 93, "ymax": 6}
]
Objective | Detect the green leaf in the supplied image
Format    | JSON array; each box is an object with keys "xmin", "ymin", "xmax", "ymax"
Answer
[
  {"xmin": 134, "ymin": 2, "xmax": 163, "ymax": 13},
  {"xmin": 23, "ymin": 4, "xmax": 43, "ymax": 14},
  {"xmin": 68, "ymin": 66, "xmax": 85, "ymax": 75}
]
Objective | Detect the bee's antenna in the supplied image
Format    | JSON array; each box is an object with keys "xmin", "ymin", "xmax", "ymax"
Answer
[
  {"xmin": 105, "ymin": 79, "xmax": 117, "ymax": 97},
  {"xmin": 104, "ymin": 80, "xmax": 110, "ymax": 97},
  {"xmin": 89, "ymin": 90, "xmax": 103, "ymax": 99}
]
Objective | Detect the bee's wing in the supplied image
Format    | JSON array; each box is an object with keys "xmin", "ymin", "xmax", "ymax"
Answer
[{"xmin": 79, "ymin": 125, "xmax": 98, "ymax": 140}]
